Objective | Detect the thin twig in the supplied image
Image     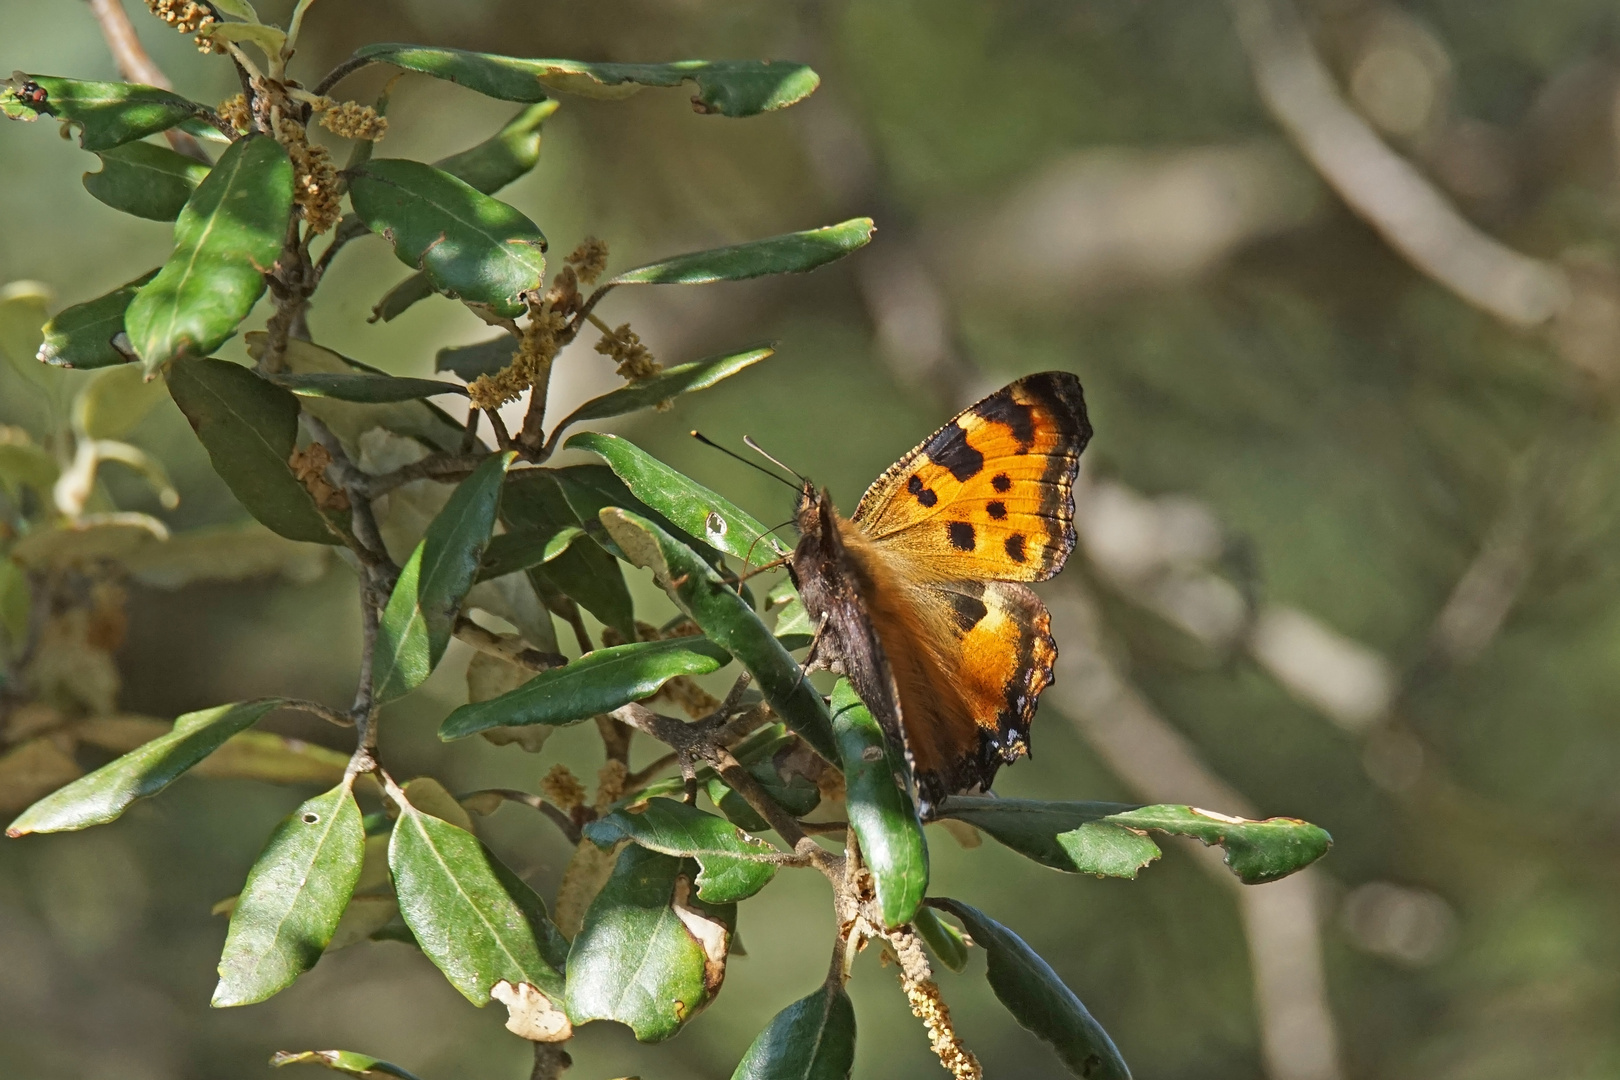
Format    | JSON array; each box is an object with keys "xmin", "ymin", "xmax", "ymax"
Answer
[
  {"xmin": 313, "ymin": 54, "xmax": 374, "ymax": 97},
  {"xmin": 624, "ymin": 750, "xmax": 679, "ymax": 789},
  {"xmin": 360, "ymin": 453, "xmax": 488, "ymax": 498},
  {"xmin": 464, "ymin": 788, "xmax": 583, "ymax": 844}
]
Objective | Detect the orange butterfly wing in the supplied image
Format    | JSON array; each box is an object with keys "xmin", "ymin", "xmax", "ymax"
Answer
[{"xmin": 850, "ymin": 371, "xmax": 1090, "ymax": 583}]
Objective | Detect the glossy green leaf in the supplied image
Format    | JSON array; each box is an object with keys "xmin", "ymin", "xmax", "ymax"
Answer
[
  {"xmin": 3, "ymin": 74, "xmax": 201, "ymax": 150},
  {"xmin": 166, "ymin": 357, "xmax": 340, "ymax": 545},
  {"xmin": 547, "ymin": 345, "xmax": 774, "ymax": 447},
  {"xmin": 599, "ymin": 509, "xmax": 838, "ymax": 762},
  {"xmin": 546, "ymin": 464, "xmax": 736, "ymax": 575},
  {"xmin": 6, "ymin": 699, "xmax": 285, "ymax": 835},
  {"xmin": 477, "ymin": 523, "xmax": 583, "ymax": 581},
  {"xmin": 565, "ymin": 846, "xmax": 734, "ymax": 1041},
  {"xmin": 348, "ymin": 159, "xmax": 547, "ymax": 319},
  {"xmin": 931, "ymin": 899, "xmax": 1131, "ymax": 1080},
  {"xmin": 214, "ymin": 781, "xmax": 365, "ymax": 1006},
  {"xmin": 569, "ymin": 432, "xmax": 790, "ymax": 561},
  {"xmin": 268, "ymin": 372, "xmax": 468, "ymax": 402},
  {"xmin": 830, "ymin": 679, "xmax": 927, "ymax": 927},
  {"xmin": 389, "ymin": 802, "xmax": 565, "ymax": 1004},
  {"xmin": 435, "ymin": 100, "xmax": 559, "ymax": 194},
  {"xmin": 501, "ymin": 469, "xmax": 635, "ymax": 637},
  {"xmin": 1101, "ymin": 804, "xmax": 1333, "ymax": 884},
  {"xmin": 270, "ymin": 1049, "xmax": 422, "ymax": 1080},
  {"xmin": 585, "ymin": 797, "xmax": 778, "ymax": 904},
  {"xmin": 730, "ymin": 983, "xmax": 856, "ymax": 1080},
  {"xmin": 913, "ymin": 905, "xmax": 970, "ymax": 974},
  {"xmin": 37, "ymin": 271, "xmax": 153, "ymax": 369},
  {"xmin": 435, "ymin": 335, "xmax": 516, "ymax": 379},
  {"xmin": 441, "ymin": 637, "xmax": 728, "ymax": 739},
  {"xmin": 605, "ymin": 219, "xmax": 874, "ymax": 288},
  {"xmin": 82, "ymin": 141, "xmax": 210, "ymax": 222},
  {"xmin": 126, "ymin": 136, "xmax": 292, "ymax": 372},
  {"xmin": 351, "ymin": 44, "xmax": 818, "ymax": 116},
  {"xmin": 373, "ymin": 452, "xmax": 515, "ymax": 701},
  {"xmin": 375, "ymin": 103, "xmax": 561, "ymax": 321},
  {"xmin": 259, "ymin": 335, "xmax": 466, "ymax": 454}
]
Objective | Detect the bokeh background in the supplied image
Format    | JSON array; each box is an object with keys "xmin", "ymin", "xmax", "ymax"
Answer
[{"xmin": 4, "ymin": 1, "xmax": 1620, "ymax": 1078}]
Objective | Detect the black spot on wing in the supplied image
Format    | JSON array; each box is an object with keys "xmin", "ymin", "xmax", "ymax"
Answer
[
  {"xmin": 947, "ymin": 521, "xmax": 976, "ymax": 551},
  {"xmin": 947, "ymin": 591, "xmax": 988, "ymax": 632},
  {"xmin": 991, "ymin": 473, "xmax": 1011, "ymax": 493},
  {"xmin": 986, "ymin": 500, "xmax": 1007, "ymax": 519},
  {"xmin": 924, "ymin": 422, "xmax": 985, "ymax": 482},
  {"xmin": 973, "ymin": 390, "xmax": 1036, "ymax": 448},
  {"xmin": 907, "ymin": 473, "xmax": 938, "ymax": 508},
  {"xmin": 1005, "ymin": 534, "xmax": 1027, "ymax": 562}
]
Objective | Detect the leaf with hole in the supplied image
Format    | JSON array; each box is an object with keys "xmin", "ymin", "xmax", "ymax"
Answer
[
  {"xmin": 389, "ymin": 802, "xmax": 565, "ymax": 1003},
  {"xmin": 569, "ymin": 432, "xmax": 789, "ymax": 561},
  {"xmin": 565, "ymin": 846, "xmax": 734, "ymax": 1041},
  {"xmin": 598, "ymin": 509, "xmax": 837, "ymax": 762},
  {"xmin": 729, "ymin": 982, "xmax": 856, "ymax": 1080},
  {"xmin": 830, "ymin": 679, "xmax": 926, "ymax": 927},
  {"xmin": 3, "ymin": 74, "xmax": 201, "ymax": 150},
  {"xmin": 6, "ymin": 699, "xmax": 285, "ymax": 835},
  {"xmin": 166, "ymin": 357, "xmax": 341, "ymax": 544},
  {"xmin": 373, "ymin": 452, "xmax": 515, "ymax": 702},
  {"xmin": 126, "ymin": 136, "xmax": 292, "ymax": 372},
  {"xmin": 585, "ymin": 797, "xmax": 778, "ymax": 904},
  {"xmin": 930, "ymin": 898, "xmax": 1131, "ymax": 1080},
  {"xmin": 268, "ymin": 372, "xmax": 468, "ymax": 403},
  {"xmin": 82, "ymin": 141, "xmax": 211, "ymax": 222},
  {"xmin": 348, "ymin": 159, "xmax": 547, "ymax": 319},
  {"xmin": 546, "ymin": 344, "xmax": 774, "ymax": 449},
  {"xmin": 351, "ymin": 44, "xmax": 818, "ymax": 116},
  {"xmin": 214, "ymin": 781, "xmax": 364, "ymax": 1006},
  {"xmin": 440, "ymin": 637, "xmax": 728, "ymax": 740}
]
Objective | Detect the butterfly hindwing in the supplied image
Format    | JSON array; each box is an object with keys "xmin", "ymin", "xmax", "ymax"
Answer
[
  {"xmin": 851, "ymin": 372, "xmax": 1090, "ymax": 583},
  {"xmin": 936, "ymin": 580, "xmax": 1055, "ymax": 769}
]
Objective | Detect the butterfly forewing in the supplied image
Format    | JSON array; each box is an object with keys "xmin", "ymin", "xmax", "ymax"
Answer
[{"xmin": 850, "ymin": 372, "xmax": 1090, "ymax": 583}]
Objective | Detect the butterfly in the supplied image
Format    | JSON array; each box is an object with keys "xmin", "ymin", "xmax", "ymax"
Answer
[{"xmin": 788, "ymin": 371, "xmax": 1091, "ymax": 813}]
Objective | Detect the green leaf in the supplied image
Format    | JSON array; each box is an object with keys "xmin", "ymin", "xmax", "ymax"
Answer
[
  {"xmin": 729, "ymin": 983, "xmax": 857, "ymax": 1080},
  {"xmin": 260, "ymin": 335, "xmax": 466, "ymax": 454},
  {"xmin": 347, "ymin": 159, "xmax": 547, "ymax": 319},
  {"xmin": 598, "ymin": 509, "xmax": 838, "ymax": 762},
  {"xmin": 376, "ymin": 102, "xmax": 562, "ymax": 321},
  {"xmin": 374, "ymin": 452, "xmax": 515, "ymax": 701},
  {"xmin": 3, "ymin": 75, "xmax": 201, "ymax": 151},
  {"xmin": 202, "ymin": 20, "xmax": 288, "ymax": 62},
  {"xmin": 830, "ymin": 680, "xmax": 927, "ymax": 927},
  {"xmin": 501, "ymin": 469, "xmax": 635, "ymax": 637},
  {"xmin": 913, "ymin": 905, "xmax": 970, "ymax": 974},
  {"xmin": 565, "ymin": 846, "xmax": 734, "ymax": 1041},
  {"xmin": 435, "ymin": 100, "xmax": 559, "ymax": 194},
  {"xmin": 477, "ymin": 523, "xmax": 583, "ymax": 581},
  {"xmin": 1100, "ymin": 804, "xmax": 1333, "ymax": 885},
  {"xmin": 166, "ymin": 357, "xmax": 341, "ymax": 545},
  {"xmin": 440, "ymin": 637, "xmax": 729, "ymax": 739},
  {"xmin": 547, "ymin": 344, "xmax": 774, "ymax": 448},
  {"xmin": 605, "ymin": 220, "xmax": 874, "ymax": 288},
  {"xmin": 36, "ymin": 271, "xmax": 153, "ymax": 369},
  {"xmin": 126, "ymin": 135, "xmax": 293, "ymax": 372},
  {"xmin": 74, "ymin": 362, "xmax": 171, "ymax": 440},
  {"xmin": 351, "ymin": 44, "xmax": 818, "ymax": 116},
  {"xmin": 214, "ymin": 781, "xmax": 365, "ymax": 1006},
  {"xmin": 930, "ymin": 899, "xmax": 1131, "ymax": 1080},
  {"xmin": 568, "ymin": 432, "xmax": 790, "ymax": 561},
  {"xmin": 267, "ymin": 372, "xmax": 468, "ymax": 402},
  {"xmin": 585, "ymin": 797, "xmax": 778, "ymax": 904},
  {"xmin": 435, "ymin": 335, "xmax": 516, "ymax": 380},
  {"xmin": 704, "ymin": 754, "xmax": 819, "ymax": 833},
  {"xmin": 6, "ymin": 699, "xmax": 285, "ymax": 835},
  {"xmin": 389, "ymin": 802, "xmax": 565, "ymax": 1004},
  {"xmin": 270, "ymin": 1050, "xmax": 422, "ymax": 1080},
  {"xmin": 82, "ymin": 141, "xmax": 211, "ymax": 221},
  {"xmin": 936, "ymin": 796, "xmax": 1331, "ymax": 883}
]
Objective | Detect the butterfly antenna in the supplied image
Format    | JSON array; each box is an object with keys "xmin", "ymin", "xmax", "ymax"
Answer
[
  {"xmin": 690, "ymin": 430, "xmax": 801, "ymax": 491},
  {"xmin": 742, "ymin": 435, "xmax": 810, "ymax": 486}
]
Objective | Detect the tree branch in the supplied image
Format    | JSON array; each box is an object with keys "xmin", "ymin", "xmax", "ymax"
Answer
[{"xmin": 86, "ymin": 0, "xmax": 209, "ymax": 161}]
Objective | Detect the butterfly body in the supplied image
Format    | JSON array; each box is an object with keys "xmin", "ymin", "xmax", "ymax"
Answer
[{"xmin": 789, "ymin": 371, "xmax": 1091, "ymax": 812}]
